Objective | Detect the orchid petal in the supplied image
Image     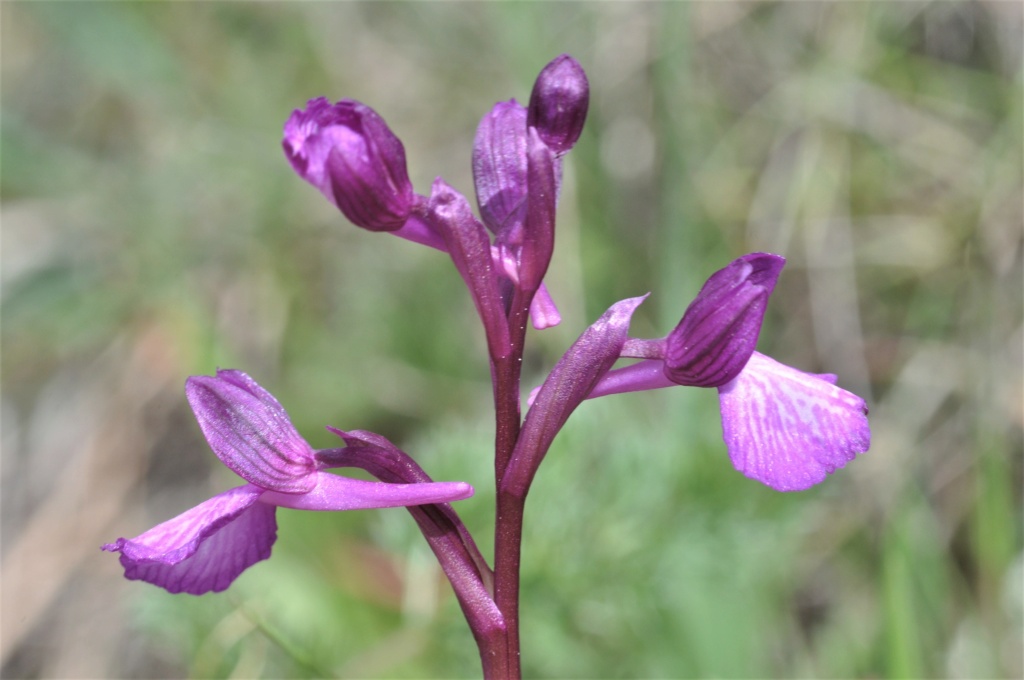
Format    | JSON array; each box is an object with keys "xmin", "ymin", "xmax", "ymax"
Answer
[
  {"xmin": 718, "ymin": 352, "xmax": 870, "ymax": 491},
  {"xmin": 261, "ymin": 471, "xmax": 474, "ymax": 511},
  {"xmin": 103, "ymin": 485, "xmax": 276, "ymax": 595},
  {"xmin": 186, "ymin": 371, "xmax": 316, "ymax": 493}
]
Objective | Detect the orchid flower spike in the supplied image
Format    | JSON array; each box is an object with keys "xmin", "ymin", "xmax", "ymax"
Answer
[
  {"xmin": 588, "ymin": 253, "xmax": 870, "ymax": 492},
  {"xmin": 103, "ymin": 370, "xmax": 473, "ymax": 595},
  {"xmin": 283, "ymin": 98, "xmax": 414, "ymax": 232}
]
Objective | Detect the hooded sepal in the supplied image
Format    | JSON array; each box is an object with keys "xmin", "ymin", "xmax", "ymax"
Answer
[
  {"xmin": 472, "ymin": 100, "xmax": 529, "ymax": 240},
  {"xmin": 185, "ymin": 370, "xmax": 317, "ymax": 493},
  {"xmin": 664, "ymin": 253, "xmax": 785, "ymax": 387}
]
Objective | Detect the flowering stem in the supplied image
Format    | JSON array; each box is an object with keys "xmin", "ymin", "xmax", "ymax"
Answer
[
  {"xmin": 491, "ymin": 289, "xmax": 533, "ymax": 678},
  {"xmin": 493, "ymin": 489, "xmax": 525, "ymax": 678}
]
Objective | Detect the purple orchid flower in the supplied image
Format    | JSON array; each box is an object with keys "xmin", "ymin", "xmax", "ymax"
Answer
[
  {"xmin": 103, "ymin": 369, "xmax": 474, "ymax": 595},
  {"xmin": 587, "ymin": 253, "xmax": 870, "ymax": 492},
  {"xmin": 283, "ymin": 97, "xmax": 414, "ymax": 232}
]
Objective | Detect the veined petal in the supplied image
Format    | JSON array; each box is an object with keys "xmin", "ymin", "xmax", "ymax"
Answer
[
  {"xmin": 261, "ymin": 471, "xmax": 474, "ymax": 511},
  {"xmin": 186, "ymin": 371, "xmax": 316, "ymax": 493},
  {"xmin": 665, "ymin": 253, "xmax": 785, "ymax": 387},
  {"xmin": 102, "ymin": 485, "xmax": 277, "ymax": 595},
  {"xmin": 718, "ymin": 352, "xmax": 870, "ymax": 491},
  {"xmin": 472, "ymin": 100, "xmax": 528, "ymax": 240}
]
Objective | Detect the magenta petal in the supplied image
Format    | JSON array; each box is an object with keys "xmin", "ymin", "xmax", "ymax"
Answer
[
  {"xmin": 186, "ymin": 371, "xmax": 316, "ymax": 493},
  {"xmin": 718, "ymin": 352, "xmax": 870, "ymax": 491},
  {"xmin": 103, "ymin": 485, "xmax": 277, "ymax": 595},
  {"xmin": 261, "ymin": 471, "xmax": 474, "ymax": 511}
]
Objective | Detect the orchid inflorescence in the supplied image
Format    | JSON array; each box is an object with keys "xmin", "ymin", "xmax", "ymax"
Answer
[{"xmin": 105, "ymin": 55, "xmax": 870, "ymax": 678}]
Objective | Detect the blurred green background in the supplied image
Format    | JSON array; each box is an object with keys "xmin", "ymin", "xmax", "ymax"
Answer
[{"xmin": 2, "ymin": 2, "xmax": 1021, "ymax": 678}]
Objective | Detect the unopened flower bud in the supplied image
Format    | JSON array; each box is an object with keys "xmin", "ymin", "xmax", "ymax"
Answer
[
  {"xmin": 527, "ymin": 54, "xmax": 589, "ymax": 154},
  {"xmin": 283, "ymin": 98, "xmax": 413, "ymax": 231}
]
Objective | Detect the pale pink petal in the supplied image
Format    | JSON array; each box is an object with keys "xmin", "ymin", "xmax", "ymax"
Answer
[
  {"xmin": 718, "ymin": 352, "xmax": 870, "ymax": 491},
  {"xmin": 261, "ymin": 471, "xmax": 474, "ymax": 511},
  {"xmin": 103, "ymin": 485, "xmax": 276, "ymax": 595}
]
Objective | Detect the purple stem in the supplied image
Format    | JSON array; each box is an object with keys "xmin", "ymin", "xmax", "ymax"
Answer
[{"xmin": 490, "ymin": 286, "xmax": 535, "ymax": 678}]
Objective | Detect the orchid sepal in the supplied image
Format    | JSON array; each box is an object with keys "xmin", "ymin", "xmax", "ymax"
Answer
[{"xmin": 664, "ymin": 253, "xmax": 785, "ymax": 388}]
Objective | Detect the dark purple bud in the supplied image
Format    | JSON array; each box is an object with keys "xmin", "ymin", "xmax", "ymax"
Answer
[
  {"xmin": 283, "ymin": 97, "xmax": 413, "ymax": 231},
  {"xmin": 664, "ymin": 253, "xmax": 785, "ymax": 388},
  {"xmin": 527, "ymin": 54, "xmax": 589, "ymax": 154},
  {"xmin": 519, "ymin": 127, "xmax": 556, "ymax": 294},
  {"xmin": 472, "ymin": 100, "xmax": 528, "ymax": 239}
]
